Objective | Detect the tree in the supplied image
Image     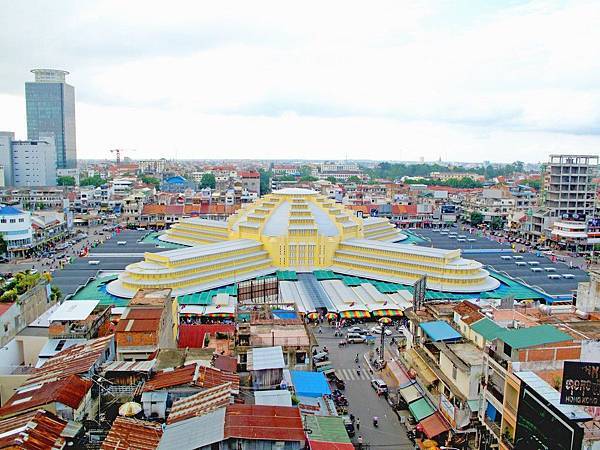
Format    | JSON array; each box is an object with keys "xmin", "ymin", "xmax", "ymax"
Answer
[
  {"xmin": 80, "ymin": 175, "xmax": 106, "ymax": 187},
  {"xmin": 300, "ymin": 175, "xmax": 318, "ymax": 182},
  {"xmin": 521, "ymin": 179, "xmax": 541, "ymax": 190},
  {"xmin": 140, "ymin": 175, "xmax": 161, "ymax": 187},
  {"xmin": 346, "ymin": 175, "xmax": 362, "ymax": 184},
  {"xmin": 199, "ymin": 173, "xmax": 216, "ymax": 189},
  {"xmin": 491, "ymin": 216, "xmax": 505, "ymax": 230},
  {"xmin": 470, "ymin": 211, "xmax": 484, "ymax": 226},
  {"xmin": 50, "ymin": 286, "xmax": 62, "ymax": 303},
  {"xmin": 326, "ymin": 176, "xmax": 338, "ymax": 184},
  {"xmin": 57, "ymin": 176, "xmax": 75, "ymax": 186},
  {"xmin": 0, "ymin": 234, "xmax": 7, "ymax": 255},
  {"xmin": 258, "ymin": 168, "xmax": 272, "ymax": 195}
]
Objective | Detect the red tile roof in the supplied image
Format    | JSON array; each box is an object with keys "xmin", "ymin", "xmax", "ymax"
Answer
[
  {"xmin": 101, "ymin": 416, "xmax": 162, "ymax": 450},
  {"xmin": 225, "ymin": 405, "xmax": 305, "ymax": 442},
  {"xmin": 239, "ymin": 171, "xmax": 260, "ymax": 178},
  {"xmin": 142, "ymin": 364, "xmax": 197, "ymax": 392},
  {"xmin": 0, "ymin": 409, "xmax": 69, "ymax": 450},
  {"xmin": 26, "ymin": 335, "xmax": 113, "ymax": 386},
  {"xmin": 453, "ymin": 300, "xmax": 484, "ymax": 325},
  {"xmin": 0, "ymin": 375, "xmax": 92, "ymax": 418},
  {"xmin": 391, "ymin": 204, "xmax": 418, "ymax": 215}
]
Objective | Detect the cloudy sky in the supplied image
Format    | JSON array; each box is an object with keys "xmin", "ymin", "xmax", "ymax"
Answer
[{"xmin": 1, "ymin": 0, "xmax": 599, "ymax": 162}]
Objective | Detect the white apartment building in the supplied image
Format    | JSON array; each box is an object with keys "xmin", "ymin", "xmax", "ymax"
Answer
[
  {"xmin": 11, "ymin": 139, "xmax": 57, "ymax": 187},
  {"xmin": 0, "ymin": 205, "xmax": 32, "ymax": 256}
]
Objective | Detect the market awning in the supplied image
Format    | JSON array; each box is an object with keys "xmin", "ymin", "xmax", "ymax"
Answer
[
  {"xmin": 371, "ymin": 309, "xmax": 403, "ymax": 317},
  {"xmin": 400, "ymin": 382, "xmax": 423, "ymax": 404},
  {"xmin": 419, "ymin": 412, "xmax": 450, "ymax": 439},
  {"xmin": 408, "ymin": 397, "xmax": 435, "ymax": 422},
  {"xmin": 339, "ymin": 310, "xmax": 370, "ymax": 319}
]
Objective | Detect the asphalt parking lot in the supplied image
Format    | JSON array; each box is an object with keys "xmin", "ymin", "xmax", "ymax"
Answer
[{"xmin": 413, "ymin": 228, "xmax": 589, "ymax": 297}]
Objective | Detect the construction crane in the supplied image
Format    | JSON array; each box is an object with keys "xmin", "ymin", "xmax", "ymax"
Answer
[{"xmin": 109, "ymin": 149, "xmax": 135, "ymax": 164}]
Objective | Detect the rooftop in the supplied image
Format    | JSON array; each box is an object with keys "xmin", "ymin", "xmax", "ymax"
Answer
[
  {"xmin": 470, "ymin": 317, "xmax": 505, "ymax": 341},
  {"xmin": 0, "ymin": 409, "xmax": 69, "ymax": 450},
  {"xmin": 102, "ymin": 416, "xmax": 162, "ymax": 450},
  {"xmin": 248, "ymin": 346, "xmax": 286, "ymax": 371},
  {"xmin": 304, "ymin": 415, "xmax": 353, "ymax": 446},
  {"xmin": 496, "ymin": 324, "xmax": 572, "ymax": 349},
  {"xmin": 224, "ymin": 404, "xmax": 305, "ymax": 442},
  {"xmin": 48, "ymin": 300, "xmax": 99, "ymax": 322},
  {"xmin": 419, "ymin": 320, "xmax": 462, "ymax": 342}
]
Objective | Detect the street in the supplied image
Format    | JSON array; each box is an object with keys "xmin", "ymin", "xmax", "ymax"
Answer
[{"xmin": 315, "ymin": 323, "xmax": 414, "ymax": 449}]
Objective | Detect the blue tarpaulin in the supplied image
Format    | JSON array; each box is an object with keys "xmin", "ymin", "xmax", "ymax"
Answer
[{"xmin": 290, "ymin": 370, "xmax": 331, "ymax": 398}]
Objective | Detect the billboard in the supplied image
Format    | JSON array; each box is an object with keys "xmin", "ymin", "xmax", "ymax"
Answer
[
  {"xmin": 514, "ymin": 383, "xmax": 583, "ymax": 450},
  {"xmin": 560, "ymin": 361, "xmax": 600, "ymax": 406},
  {"xmin": 441, "ymin": 204, "xmax": 456, "ymax": 214}
]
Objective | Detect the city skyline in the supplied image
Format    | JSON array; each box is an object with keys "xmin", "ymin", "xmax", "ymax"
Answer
[{"xmin": 1, "ymin": 1, "xmax": 600, "ymax": 162}]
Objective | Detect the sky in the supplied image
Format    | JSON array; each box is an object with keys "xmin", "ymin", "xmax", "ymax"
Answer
[{"xmin": 1, "ymin": 0, "xmax": 600, "ymax": 163}]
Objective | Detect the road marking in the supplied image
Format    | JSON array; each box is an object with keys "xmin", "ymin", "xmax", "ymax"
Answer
[{"xmin": 338, "ymin": 368, "xmax": 368, "ymax": 381}]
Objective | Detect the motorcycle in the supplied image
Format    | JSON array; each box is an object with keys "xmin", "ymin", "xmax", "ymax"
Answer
[{"xmin": 373, "ymin": 416, "xmax": 379, "ymax": 428}]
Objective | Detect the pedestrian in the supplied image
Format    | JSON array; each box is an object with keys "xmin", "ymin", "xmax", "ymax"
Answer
[
  {"xmin": 357, "ymin": 435, "xmax": 363, "ymax": 449},
  {"xmin": 356, "ymin": 418, "xmax": 360, "ymax": 430},
  {"xmin": 318, "ymin": 326, "xmax": 322, "ymax": 334}
]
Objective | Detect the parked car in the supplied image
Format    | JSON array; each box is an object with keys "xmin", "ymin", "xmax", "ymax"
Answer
[
  {"xmin": 369, "ymin": 326, "xmax": 392, "ymax": 336},
  {"xmin": 346, "ymin": 333, "xmax": 366, "ymax": 344},
  {"xmin": 371, "ymin": 378, "xmax": 389, "ymax": 394},
  {"xmin": 348, "ymin": 326, "xmax": 368, "ymax": 335}
]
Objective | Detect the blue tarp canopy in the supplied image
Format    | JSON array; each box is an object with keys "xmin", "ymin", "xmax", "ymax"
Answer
[
  {"xmin": 290, "ymin": 370, "xmax": 331, "ymax": 398},
  {"xmin": 419, "ymin": 321, "xmax": 462, "ymax": 342},
  {"xmin": 272, "ymin": 309, "xmax": 298, "ymax": 320}
]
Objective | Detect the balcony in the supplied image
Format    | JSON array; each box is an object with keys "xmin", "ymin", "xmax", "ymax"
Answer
[
  {"xmin": 486, "ymin": 348, "xmax": 509, "ymax": 371},
  {"xmin": 487, "ymin": 383, "xmax": 504, "ymax": 404},
  {"xmin": 501, "ymin": 435, "xmax": 515, "ymax": 450},
  {"xmin": 484, "ymin": 416, "xmax": 501, "ymax": 438}
]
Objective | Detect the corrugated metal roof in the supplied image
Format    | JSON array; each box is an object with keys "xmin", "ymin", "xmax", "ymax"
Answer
[
  {"xmin": 197, "ymin": 366, "xmax": 240, "ymax": 394},
  {"xmin": 290, "ymin": 371, "xmax": 331, "ymax": 398},
  {"xmin": 0, "ymin": 409, "xmax": 68, "ymax": 450},
  {"xmin": 115, "ymin": 317, "xmax": 160, "ymax": 332},
  {"xmin": 497, "ymin": 324, "xmax": 572, "ymax": 349},
  {"xmin": 142, "ymin": 364, "xmax": 197, "ymax": 392},
  {"xmin": 102, "ymin": 416, "xmax": 163, "ymax": 450},
  {"xmin": 102, "ymin": 360, "xmax": 156, "ymax": 374},
  {"xmin": 254, "ymin": 390, "xmax": 292, "ymax": 407},
  {"xmin": 26, "ymin": 335, "xmax": 113, "ymax": 386},
  {"xmin": 123, "ymin": 308, "xmax": 164, "ymax": 319},
  {"xmin": 470, "ymin": 317, "xmax": 505, "ymax": 341},
  {"xmin": 0, "ymin": 375, "xmax": 92, "ymax": 418},
  {"xmin": 248, "ymin": 346, "xmax": 285, "ymax": 371},
  {"xmin": 158, "ymin": 408, "xmax": 226, "ymax": 450},
  {"xmin": 419, "ymin": 321, "xmax": 462, "ymax": 342},
  {"xmin": 167, "ymin": 383, "xmax": 233, "ymax": 424},
  {"xmin": 304, "ymin": 415, "xmax": 351, "ymax": 444},
  {"xmin": 225, "ymin": 404, "xmax": 305, "ymax": 442}
]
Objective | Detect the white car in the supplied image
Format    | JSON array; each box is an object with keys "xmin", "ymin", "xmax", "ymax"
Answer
[{"xmin": 369, "ymin": 326, "xmax": 392, "ymax": 336}]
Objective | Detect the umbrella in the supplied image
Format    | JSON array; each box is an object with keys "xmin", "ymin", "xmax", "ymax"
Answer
[
  {"xmin": 119, "ymin": 401, "xmax": 142, "ymax": 417},
  {"xmin": 307, "ymin": 312, "xmax": 319, "ymax": 320},
  {"xmin": 378, "ymin": 317, "xmax": 392, "ymax": 324},
  {"xmin": 326, "ymin": 312, "xmax": 337, "ymax": 319}
]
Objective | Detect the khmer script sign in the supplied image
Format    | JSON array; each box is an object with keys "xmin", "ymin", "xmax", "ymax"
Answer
[{"xmin": 560, "ymin": 361, "xmax": 600, "ymax": 406}]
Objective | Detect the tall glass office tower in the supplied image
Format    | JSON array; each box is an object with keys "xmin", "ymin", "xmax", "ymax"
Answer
[{"xmin": 25, "ymin": 69, "xmax": 77, "ymax": 169}]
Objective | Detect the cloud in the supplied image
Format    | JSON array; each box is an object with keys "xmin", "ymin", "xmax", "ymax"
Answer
[{"xmin": 1, "ymin": 0, "xmax": 600, "ymax": 161}]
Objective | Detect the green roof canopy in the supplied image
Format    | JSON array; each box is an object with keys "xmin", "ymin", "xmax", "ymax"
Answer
[
  {"xmin": 471, "ymin": 318, "xmax": 505, "ymax": 341},
  {"xmin": 408, "ymin": 397, "xmax": 435, "ymax": 421},
  {"xmin": 303, "ymin": 415, "xmax": 352, "ymax": 443},
  {"xmin": 497, "ymin": 324, "xmax": 572, "ymax": 349}
]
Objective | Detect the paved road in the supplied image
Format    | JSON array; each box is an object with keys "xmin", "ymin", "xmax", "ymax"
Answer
[{"xmin": 315, "ymin": 323, "xmax": 414, "ymax": 450}]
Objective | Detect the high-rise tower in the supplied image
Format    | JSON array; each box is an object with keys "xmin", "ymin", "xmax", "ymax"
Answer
[{"xmin": 25, "ymin": 69, "xmax": 77, "ymax": 169}]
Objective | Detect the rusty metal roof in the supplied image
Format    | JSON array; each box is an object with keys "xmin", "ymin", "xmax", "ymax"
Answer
[
  {"xmin": 102, "ymin": 416, "xmax": 163, "ymax": 450},
  {"xmin": 142, "ymin": 363, "xmax": 240, "ymax": 394},
  {"xmin": 25, "ymin": 335, "xmax": 114, "ymax": 386},
  {"xmin": 0, "ymin": 409, "xmax": 69, "ymax": 450},
  {"xmin": 123, "ymin": 308, "xmax": 164, "ymax": 319},
  {"xmin": 142, "ymin": 364, "xmax": 197, "ymax": 392},
  {"xmin": 102, "ymin": 360, "xmax": 156, "ymax": 374},
  {"xmin": 0, "ymin": 375, "xmax": 93, "ymax": 418},
  {"xmin": 225, "ymin": 404, "xmax": 305, "ymax": 442},
  {"xmin": 115, "ymin": 317, "xmax": 160, "ymax": 333},
  {"xmin": 167, "ymin": 383, "xmax": 232, "ymax": 424}
]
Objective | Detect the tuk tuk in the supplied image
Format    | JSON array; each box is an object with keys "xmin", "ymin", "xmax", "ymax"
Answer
[
  {"xmin": 313, "ymin": 352, "xmax": 329, "ymax": 363},
  {"xmin": 315, "ymin": 360, "xmax": 333, "ymax": 372}
]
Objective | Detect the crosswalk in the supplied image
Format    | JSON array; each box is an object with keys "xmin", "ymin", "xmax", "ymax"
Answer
[{"xmin": 337, "ymin": 368, "xmax": 370, "ymax": 381}]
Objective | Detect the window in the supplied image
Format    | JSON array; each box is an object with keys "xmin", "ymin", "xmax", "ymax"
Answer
[{"xmin": 503, "ymin": 342, "xmax": 512, "ymax": 357}]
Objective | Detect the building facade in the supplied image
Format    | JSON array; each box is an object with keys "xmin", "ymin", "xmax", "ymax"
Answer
[
  {"xmin": 25, "ymin": 69, "xmax": 77, "ymax": 169},
  {"xmin": 11, "ymin": 139, "xmax": 57, "ymax": 187}
]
